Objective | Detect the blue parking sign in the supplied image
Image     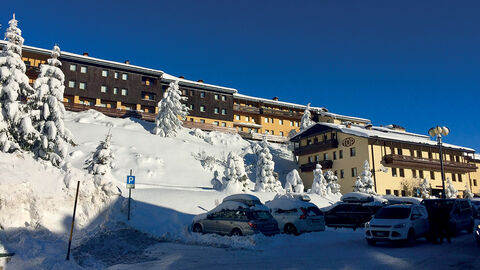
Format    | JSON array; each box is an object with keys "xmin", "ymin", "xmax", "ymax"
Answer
[{"xmin": 126, "ymin": 175, "xmax": 135, "ymax": 189}]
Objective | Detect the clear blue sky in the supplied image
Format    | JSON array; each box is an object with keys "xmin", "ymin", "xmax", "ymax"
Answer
[{"xmin": 3, "ymin": 0, "xmax": 479, "ymax": 151}]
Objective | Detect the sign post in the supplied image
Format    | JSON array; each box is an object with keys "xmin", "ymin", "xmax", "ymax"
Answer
[
  {"xmin": 66, "ymin": 180, "xmax": 80, "ymax": 261},
  {"xmin": 126, "ymin": 169, "xmax": 135, "ymax": 220}
]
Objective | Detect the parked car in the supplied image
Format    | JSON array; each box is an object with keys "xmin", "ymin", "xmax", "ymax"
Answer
[
  {"xmin": 421, "ymin": 199, "xmax": 474, "ymax": 236},
  {"xmin": 470, "ymin": 199, "xmax": 480, "ymax": 218},
  {"xmin": 192, "ymin": 195, "xmax": 280, "ymax": 236},
  {"xmin": 266, "ymin": 194, "xmax": 325, "ymax": 235},
  {"xmin": 324, "ymin": 202, "xmax": 383, "ymax": 229},
  {"xmin": 365, "ymin": 204, "xmax": 429, "ymax": 246}
]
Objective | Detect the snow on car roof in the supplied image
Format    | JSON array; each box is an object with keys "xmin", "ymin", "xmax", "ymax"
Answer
[
  {"xmin": 383, "ymin": 195, "xmax": 423, "ymax": 205},
  {"xmin": 265, "ymin": 197, "xmax": 316, "ymax": 210},
  {"xmin": 340, "ymin": 192, "xmax": 387, "ymax": 204},
  {"xmin": 223, "ymin": 194, "xmax": 261, "ymax": 203}
]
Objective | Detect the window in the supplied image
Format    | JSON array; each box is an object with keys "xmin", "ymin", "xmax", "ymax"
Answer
[
  {"xmin": 280, "ymin": 131, "xmax": 284, "ymax": 137},
  {"xmin": 221, "ymin": 95, "xmax": 226, "ymax": 101},
  {"xmin": 339, "ymin": 150, "xmax": 343, "ymax": 159},
  {"xmin": 200, "ymin": 119, "xmax": 205, "ymax": 123},
  {"xmin": 290, "ymin": 121, "xmax": 294, "ymax": 126},
  {"xmin": 80, "ymin": 66, "xmax": 87, "ymax": 73},
  {"xmin": 114, "ymin": 72, "xmax": 119, "ymax": 79},
  {"xmin": 334, "ymin": 170, "xmax": 338, "ymax": 177},
  {"xmin": 419, "ymin": 170, "xmax": 424, "ymax": 178},
  {"xmin": 399, "ymin": 168, "xmax": 405, "ymax": 177},
  {"xmin": 101, "ymin": 85, "xmax": 107, "ymax": 93},
  {"xmin": 340, "ymin": 169, "xmax": 345, "ymax": 179},
  {"xmin": 401, "ymin": 190, "xmax": 406, "ymax": 197},
  {"xmin": 265, "ymin": 118, "xmax": 268, "ymax": 123},
  {"xmin": 412, "ymin": 169, "xmax": 417, "ymax": 178},
  {"xmin": 214, "ymin": 94, "xmax": 219, "ymax": 100},
  {"xmin": 308, "ymin": 156, "xmax": 313, "ymax": 163},
  {"xmin": 474, "ymin": 179, "xmax": 478, "ymax": 186},
  {"xmin": 295, "ymin": 122, "xmax": 299, "ymax": 127},
  {"xmin": 200, "ymin": 92, "xmax": 205, "ymax": 98},
  {"xmin": 351, "ymin": 168, "xmax": 357, "ymax": 177},
  {"xmin": 350, "ymin": 147, "xmax": 356, "ymax": 157},
  {"xmin": 245, "ymin": 116, "xmax": 250, "ymax": 121},
  {"xmin": 397, "ymin": 148, "xmax": 403, "ymax": 155},
  {"xmin": 271, "ymin": 131, "xmax": 274, "ymax": 135},
  {"xmin": 121, "ymin": 88, "xmax": 127, "ymax": 96},
  {"xmin": 113, "ymin": 87, "xmax": 118, "ymax": 94},
  {"xmin": 122, "ymin": 73, "xmax": 128, "ymax": 80},
  {"xmin": 323, "ymin": 153, "xmax": 329, "ymax": 160},
  {"xmin": 452, "ymin": 173, "xmax": 456, "ymax": 182},
  {"xmin": 270, "ymin": 118, "xmax": 274, "ymax": 123},
  {"xmin": 417, "ymin": 150, "xmax": 422, "ymax": 158},
  {"xmin": 102, "ymin": 70, "xmax": 108, "ymax": 77},
  {"xmin": 333, "ymin": 151, "xmax": 337, "ymax": 160},
  {"xmin": 279, "ymin": 119, "xmax": 283, "ymax": 125},
  {"xmin": 458, "ymin": 174, "xmax": 462, "ymax": 182},
  {"xmin": 221, "ymin": 108, "xmax": 227, "ymax": 115},
  {"xmin": 430, "ymin": 171, "xmax": 435, "ymax": 180},
  {"xmin": 235, "ymin": 115, "xmax": 240, "ymax": 121},
  {"xmin": 189, "ymin": 104, "xmax": 194, "ymax": 110},
  {"xmin": 386, "ymin": 189, "xmax": 392, "ymax": 195},
  {"xmin": 428, "ymin": 152, "xmax": 433, "ymax": 159},
  {"xmin": 200, "ymin": 105, "xmax": 205, "ymax": 112},
  {"xmin": 392, "ymin": 168, "xmax": 397, "ymax": 177},
  {"xmin": 190, "ymin": 90, "xmax": 194, "ymax": 96},
  {"xmin": 214, "ymin": 107, "xmax": 219, "ymax": 114},
  {"xmin": 79, "ymin": 82, "xmax": 86, "ymax": 90},
  {"xmin": 70, "ymin": 64, "xmax": 76, "ymax": 71},
  {"xmin": 221, "ymin": 122, "xmax": 227, "ymax": 127},
  {"xmin": 394, "ymin": 190, "xmax": 399, "ymax": 196},
  {"xmin": 68, "ymin": 81, "xmax": 75, "ymax": 88},
  {"xmin": 213, "ymin": 121, "xmax": 219, "ymax": 126}
]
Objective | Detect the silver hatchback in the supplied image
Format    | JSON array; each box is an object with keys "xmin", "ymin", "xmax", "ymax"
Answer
[{"xmin": 192, "ymin": 200, "xmax": 280, "ymax": 236}]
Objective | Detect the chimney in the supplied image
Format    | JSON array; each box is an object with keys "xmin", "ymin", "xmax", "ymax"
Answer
[
  {"xmin": 345, "ymin": 121, "xmax": 352, "ymax": 128},
  {"xmin": 272, "ymin": 97, "xmax": 279, "ymax": 101},
  {"xmin": 179, "ymin": 76, "xmax": 185, "ymax": 79},
  {"xmin": 83, "ymin": 52, "xmax": 89, "ymax": 56},
  {"xmin": 197, "ymin": 79, "xmax": 204, "ymax": 83},
  {"xmin": 124, "ymin": 60, "xmax": 130, "ymax": 64},
  {"xmin": 365, "ymin": 124, "xmax": 373, "ymax": 130}
]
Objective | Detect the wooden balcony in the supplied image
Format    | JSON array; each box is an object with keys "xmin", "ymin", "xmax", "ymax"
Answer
[
  {"xmin": 260, "ymin": 107, "xmax": 302, "ymax": 119},
  {"xmin": 182, "ymin": 121, "xmax": 237, "ymax": 134},
  {"xmin": 293, "ymin": 139, "xmax": 339, "ymax": 156},
  {"xmin": 300, "ymin": 160, "xmax": 333, "ymax": 172},
  {"xmin": 383, "ymin": 154, "xmax": 477, "ymax": 173},
  {"xmin": 238, "ymin": 131, "xmax": 289, "ymax": 143},
  {"xmin": 233, "ymin": 104, "xmax": 260, "ymax": 114}
]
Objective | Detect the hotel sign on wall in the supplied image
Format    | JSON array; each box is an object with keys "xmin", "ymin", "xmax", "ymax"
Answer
[{"xmin": 342, "ymin": 137, "xmax": 355, "ymax": 147}]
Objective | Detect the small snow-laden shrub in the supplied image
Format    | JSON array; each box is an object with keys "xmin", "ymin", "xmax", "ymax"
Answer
[
  {"xmin": 300, "ymin": 103, "xmax": 315, "ymax": 132},
  {"xmin": 223, "ymin": 151, "xmax": 251, "ymax": 193},
  {"xmin": 285, "ymin": 169, "xmax": 304, "ymax": 193},
  {"xmin": 324, "ymin": 170, "xmax": 341, "ymax": 195},
  {"xmin": 84, "ymin": 133, "xmax": 115, "ymax": 176},
  {"xmin": 309, "ymin": 164, "xmax": 327, "ymax": 196}
]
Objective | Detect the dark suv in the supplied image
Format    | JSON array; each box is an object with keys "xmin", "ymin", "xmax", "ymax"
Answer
[
  {"xmin": 324, "ymin": 203, "xmax": 383, "ymax": 229},
  {"xmin": 421, "ymin": 199, "xmax": 474, "ymax": 235}
]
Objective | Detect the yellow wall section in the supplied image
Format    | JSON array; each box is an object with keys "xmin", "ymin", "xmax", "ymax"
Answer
[{"xmin": 186, "ymin": 115, "xmax": 234, "ymax": 128}]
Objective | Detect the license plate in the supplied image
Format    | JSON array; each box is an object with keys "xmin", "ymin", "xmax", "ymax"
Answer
[{"xmin": 374, "ymin": 231, "xmax": 387, "ymax": 237}]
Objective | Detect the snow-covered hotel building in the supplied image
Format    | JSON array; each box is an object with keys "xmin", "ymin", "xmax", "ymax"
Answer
[{"xmin": 290, "ymin": 123, "xmax": 480, "ymax": 197}]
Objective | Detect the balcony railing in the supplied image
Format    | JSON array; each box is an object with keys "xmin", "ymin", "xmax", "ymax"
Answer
[
  {"xmin": 260, "ymin": 107, "xmax": 302, "ymax": 119},
  {"xmin": 238, "ymin": 131, "xmax": 289, "ymax": 143},
  {"xmin": 300, "ymin": 160, "xmax": 333, "ymax": 172},
  {"xmin": 233, "ymin": 104, "xmax": 260, "ymax": 114},
  {"xmin": 293, "ymin": 139, "xmax": 339, "ymax": 156},
  {"xmin": 383, "ymin": 154, "xmax": 477, "ymax": 173},
  {"xmin": 183, "ymin": 121, "xmax": 237, "ymax": 134}
]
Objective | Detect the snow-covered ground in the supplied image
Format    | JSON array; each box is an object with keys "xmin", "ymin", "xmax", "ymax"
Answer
[{"xmin": 1, "ymin": 110, "xmax": 478, "ymax": 269}]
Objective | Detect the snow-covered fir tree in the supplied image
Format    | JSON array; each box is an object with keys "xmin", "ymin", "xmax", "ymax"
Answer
[
  {"xmin": 324, "ymin": 170, "xmax": 341, "ymax": 195},
  {"xmin": 445, "ymin": 178, "xmax": 458, "ymax": 199},
  {"xmin": 0, "ymin": 14, "xmax": 36, "ymax": 153},
  {"xmin": 300, "ymin": 103, "xmax": 315, "ymax": 132},
  {"xmin": 255, "ymin": 136, "xmax": 283, "ymax": 192},
  {"xmin": 353, "ymin": 176, "xmax": 365, "ymax": 192},
  {"xmin": 153, "ymin": 81, "xmax": 188, "ymax": 137},
  {"xmin": 360, "ymin": 160, "xmax": 376, "ymax": 194},
  {"xmin": 223, "ymin": 151, "xmax": 250, "ymax": 193},
  {"xmin": 285, "ymin": 169, "xmax": 304, "ymax": 193},
  {"xmin": 419, "ymin": 178, "xmax": 430, "ymax": 199},
  {"xmin": 85, "ymin": 133, "xmax": 115, "ymax": 176},
  {"xmin": 30, "ymin": 45, "xmax": 72, "ymax": 166},
  {"xmin": 309, "ymin": 164, "xmax": 327, "ymax": 196},
  {"xmin": 464, "ymin": 183, "xmax": 474, "ymax": 199}
]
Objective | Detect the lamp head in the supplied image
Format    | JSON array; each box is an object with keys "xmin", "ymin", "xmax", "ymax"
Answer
[
  {"xmin": 441, "ymin": 126, "xmax": 450, "ymax": 136},
  {"xmin": 428, "ymin": 128, "xmax": 437, "ymax": 137}
]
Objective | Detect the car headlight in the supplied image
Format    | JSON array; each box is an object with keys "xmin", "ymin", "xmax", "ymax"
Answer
[
  {"xmin": 393, "ymin": 223, "xmax": 406, "ymax": 229},
  {"xmin": 365, "ymin": 222, "xmax": 370, "ymax": 228},
  {"xmin": 477, "ymin": 224, "xmax": 480, "ymax": 229}
]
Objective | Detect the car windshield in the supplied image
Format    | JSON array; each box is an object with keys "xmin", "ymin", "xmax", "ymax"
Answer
[
  {"xmin": 471, "ymin": 201, "xmax": 480, "ymax": 206},
  {"xmin": 306, "ymin": 207, "xmax": 323, "ymax": 216},
  {"xmin": 422, "ymin": 200, "xmax": 455, "ymax": 212},
  {"xmin": 249, "ymin": 211, "xmax": 273, "ymax": 220},
  {"xmin": 375, "ymin": 207, "xmax": 411, "ymax": 219}
]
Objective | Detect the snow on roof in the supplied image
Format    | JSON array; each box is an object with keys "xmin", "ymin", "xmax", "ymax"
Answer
[
  {"xmin": 162, "ymin": 73, "xmax": 237, "ymax": 94},
  {"xmin": 233, "ymin": 93, "xmax": 370, "ymax": 123},
  {"xmin": 7, "ymin": 41, "xmax": 165, "ymax": 77},
  {"xmin": 293, "ymin": 122, "xmax": 475, "ymax": 152},
  {"xmin": 340, "ymin": 192, "xmax": 387, "ymax": 204},
  {"xmin": 223, "ymin": 194, "xmax": 261, "ymax": 203},
  {"xmin": 265, "ymin": 196, "xmax": 316, "ymax": 210}
]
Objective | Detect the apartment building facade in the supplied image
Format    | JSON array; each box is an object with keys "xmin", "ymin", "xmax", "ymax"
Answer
[{"xmin": 291, "ymin": 122, "xmax": 480, "ymax": 197}]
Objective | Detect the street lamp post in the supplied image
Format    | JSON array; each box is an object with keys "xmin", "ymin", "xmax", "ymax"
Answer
[{"xmin": 428, "ymin": 126, "xmax": 450, "ymax": 199}]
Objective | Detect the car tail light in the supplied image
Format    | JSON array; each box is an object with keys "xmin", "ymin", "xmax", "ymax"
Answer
[
  {"xmin": 300, "ymin": 208, "xmax": 307, "ymax": 220},
  {"xmin": 248, "ymin": 222, "xmax": 257, "ymax": 229}
]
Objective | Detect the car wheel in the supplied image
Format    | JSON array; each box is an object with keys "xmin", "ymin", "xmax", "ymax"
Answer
[
  {"xmin": 366, "ymin": 239, "xmax": 376, "ymax": 246},
  {"xmin": 406, "ymin": 229, "xmax": 416, "ymax": 246},
  {"xmin": 231, "ymin": 228, "xmax": 242, "ymax": 237},
  {"xmin": 193, "ymin": 223, "xmax": 203, "ymax": 234},
  {"xmin": 285, "ymin": 224, "xmax": 299, "ymax": 236}
]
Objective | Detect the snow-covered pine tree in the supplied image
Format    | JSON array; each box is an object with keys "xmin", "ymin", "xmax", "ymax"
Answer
[
  {"xmin": 445, "ymin": 178, "xmax": 458, "ymax": 199},
  {"xmin": 153, "ymin": 81, "xmax": 188, "ymax": 137},
  {"xmin": 309, "ymin": 164, "xmax": 327, "ymax": 196},
  {"xmin": 464, "ymin": 183, "xmax": 474, "ymax": 199},
  {"xmin": 223, "ymin": 151, "xmax": 250, "ymax": 192},
  {"xmin": 255, "ymin": 136, "xmax": 282, "ymax": 192},
  {"xmin": 30, "ymin": 45, "xmax": 73, "ymax": 166},
  {"xmin": 285, "ymin": 169, "xmax": 304, "ymax": 193},
  {"xmin": 85, "ymin": 133, "xmax": 115, "ymax": 176},
  {"xmin": 419, "ymin": 178, "xmax": 430, "ymax": 199},
  {"xmin": 300, "ymin": 103, "xmax": 315, "ymax": 132},
  {"xmin": 353, "ymin": 176, "xmax": 365, "ymax": 192},
  {"xmin": 0, "ymin": 14, "xmax": 36, "ymax": 152},
  {"xmin": 360, "ymin": 160, "xmax": 376, "ymax": 194},
  {"xmin": 324, "ymin": 170, "xmax": 341, "ymax": 195}
]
